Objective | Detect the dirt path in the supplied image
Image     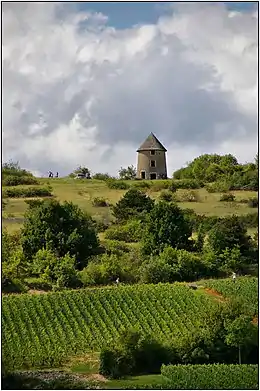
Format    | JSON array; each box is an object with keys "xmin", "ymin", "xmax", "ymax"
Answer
[{"xmin": 203, "ymin": 288, "xmax": 226, "ymax": 303}]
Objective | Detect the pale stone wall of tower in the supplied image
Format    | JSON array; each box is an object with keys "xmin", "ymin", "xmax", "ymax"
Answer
[{"xmin": 136, "ymin": 150, "xmax": 167, "ymax": 179}]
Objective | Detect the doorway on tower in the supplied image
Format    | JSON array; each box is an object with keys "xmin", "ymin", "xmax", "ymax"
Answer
[
  {"xmin": 141, "ymin": 171, "xmax": 146, "ymax": 179},
  {"xmin": 150, "ymin": 173, "xmax": 157, "ymax": 180}
]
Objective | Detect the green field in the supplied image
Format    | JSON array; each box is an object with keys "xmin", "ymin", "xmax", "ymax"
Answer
[
  {"xmin": 3, "ymin": 277, "xmax": 258, "ymax": 372},
  {"xmin": 2, "ymin": 282, "xmax": 220, "ymax": 370},
  {"xmin": 2, "ymin": 178, "xmax": 257, "ymax": 233}
]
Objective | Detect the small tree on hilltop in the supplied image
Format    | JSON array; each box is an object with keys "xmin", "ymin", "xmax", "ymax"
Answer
[
  {"xmin": 21, "ymin": 199, "xmax": 99, "ymax": 269},
  {"xmin": 207, "ymin": 215, "xmax": 250, "ymax": 256},
  {"xmin": 141, "ymin": 201, "xmax": 192, "ymax": 255},
  {"xmin": 118, "ymin": 165, "xmax": 136, "ymax": 180},
  {"xmin": 112, "ymin": 188, "xmax": 154, "ymax": 222},
  {"xmin": 70, "ymin": 166, "xmax": 91, "ymax": 178}
]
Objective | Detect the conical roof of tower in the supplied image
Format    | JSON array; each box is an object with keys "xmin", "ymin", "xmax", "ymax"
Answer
[{"xmin": 137, "ymin": 132, "xmax": 167, "ymax": 152}]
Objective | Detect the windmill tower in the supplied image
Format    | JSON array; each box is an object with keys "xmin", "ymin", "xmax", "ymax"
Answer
[{"xmin": 136, "ymin": 133, "xmax": 167, "ymax": 180}]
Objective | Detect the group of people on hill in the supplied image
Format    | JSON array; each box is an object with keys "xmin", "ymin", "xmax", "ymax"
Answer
[{"xmin": 48, "ymin": 171, "xmax": 59, "ymax": 178}]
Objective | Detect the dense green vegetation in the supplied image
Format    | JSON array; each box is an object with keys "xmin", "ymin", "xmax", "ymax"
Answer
[
  {"xmin": 161, "ymin": 364, "xmax": 258, "ymax": 389},
  {"xmin": 173, "ymin": 153, "xmax": 258, "ymax": 191},
  {"xmin": 2, "ymin": 283, "xmax": 219, "ymax": 370},
  {"xmin": 203, "ymin": 277, "xmax": 258, "ymax": 316}
]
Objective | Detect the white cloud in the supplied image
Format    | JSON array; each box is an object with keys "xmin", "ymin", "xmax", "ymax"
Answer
[{"xmin": 2, "ymin": 2, "xmax": 258, "ymax": 177}]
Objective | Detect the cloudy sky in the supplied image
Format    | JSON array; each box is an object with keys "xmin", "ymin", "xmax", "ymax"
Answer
[{"xmin": 2, "ymin": 1, "xmax": 258, "ymax": 177}]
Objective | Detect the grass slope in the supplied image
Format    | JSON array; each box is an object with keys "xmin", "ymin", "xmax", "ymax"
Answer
[
  {"xmin": 3, "ymin": 283, "xmax": 219, "ymax": 370},
  {"xmin": 3, "ymin": 178, "xmax": 257, "ymax": 233}
]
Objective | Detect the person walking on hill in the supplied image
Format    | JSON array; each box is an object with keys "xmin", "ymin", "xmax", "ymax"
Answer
[
  {"xmin": 232, "ymin": 272, "xmax": 236, "ymax": 282},
  {"xmin": 116, "ymin": 277, "xmax": 119, "ymax": 286}
]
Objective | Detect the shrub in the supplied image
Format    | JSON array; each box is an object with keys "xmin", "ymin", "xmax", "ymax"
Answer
[
  {"xmin": 219, "ymin": 193, "xmax": 235, "ymax": 202},
  {"xmin": 105, "ymin": 220, "xmax": 143, "ymax": 242},
  {"xmin": 150, "ymin": 181, "xmax": 170, "ymax": 192},
  {"xmin": 179, "ymin": 190, "xmax": 200, "ymax": 202},
  {"xmin": 112, "ymin": 188, "xmax": 154, "ymax": 222},
  {"xmin": 94, "ymin": 219, "xmax": 110, "ymax": 232},
  {"xmin": 92, "ymin": 173, "xmax": 112, "ymax": 180},
  {"xmin": 247, "ymin": 197, "xmax": 258, "ymax": 208},
  {"xmin": 2, "ymin": 186, "xmax": 53, "ymax": 198},
  {"xmin": 32, "ymin": 249, "xmax": 81, "ymax": 289},
  {"xmin": 92, "ymin": 197, "xmax": 108, "ymax": 207},
  {"xmin": 238, "ymin": 212, "xmax": 258, "ymax": 228},
  {"xmin": 139, "ymin": 259, "xmax": 174, "ymax": 284},
  {"xmin": 168, "ymin": 181, "xmax": 177, "ymax": 192},
  {"xmin": 2, "ymin": 278, "xmax": 28, "ymax": 294},
  {"xmin": 2, "ymin": 175, "xmax": 39, "ymax": 186},
  {"xmin": 207, "ymin": 215, "xmax": 250, "ymax": 256},
  {"xmin": 103, "ymin": 239, "xmax": 130, "ymax": 255},
  {"xmin": 24, "ymin": 277, "xmax": 52, "ymax": 291},
  {"xmin": 206, "ymin": 180, "xmax": 231, "ymax": 193},
  {"xmin": 99, "ymin": 330, "xmax": 173, "ymax": 379},
  {"xmin": 159, "ymin": 190, "xmax": 175, "ymax": 202},
  {"xmin": 78, "ymin": 262, "xmax": 105, "ymax": 286},
  {"xmin": 21, "ymin": 199, "xmax": 99, "ymax": 270},
  {"xmin": 107, "ymin": 180, "xmax": 130, "ymax": 190},
  {"xmin": 174, "ymin": 179, "xmax": 202, "ymax": 189},
  {"xmin": 132, "ymin": 181, "xmax": 151, "ymax": 189}
]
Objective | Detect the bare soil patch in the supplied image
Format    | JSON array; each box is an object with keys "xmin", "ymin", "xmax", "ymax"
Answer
[{"xmin": 204, "ymin": 288, "xmax": 226, "ymax": 302}]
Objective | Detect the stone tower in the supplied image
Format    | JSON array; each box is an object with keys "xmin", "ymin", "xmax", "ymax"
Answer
[{"xmin": 136, "ymin": 133, "xmax": 167, "ymax": 180}]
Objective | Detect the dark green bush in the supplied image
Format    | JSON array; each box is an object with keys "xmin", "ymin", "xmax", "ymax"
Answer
[
  {"xmin": 94, "ymin": 219, "xmax": 110, "ymax": 232},
  {"xmin": 238, "ymin": 212, "xmax": 258, "ymax": 228},
  {"xmin": 24, "ymin": 277, "xmax": 52, "ymax": 291},
  {"xmin": 247, "ymin": 197, "xmax": 258, "ymax": 208},
  {"xmin": 2, "ymin": 277, "xmax": 28, "ymax": 294},
  {"xmin": 21, "ymin": 199, "xmax": 99, "ymax": 270},
  {"xmin": 107, "ymin": 180, "xmax": 130, "ymax": 190},
  {"xmin": 92, "ymin": 197, "xmax": 108, "ymax": 207},
  {"xmin": 113, "ymin": 188, "xmax": 154, "ymax": 222},
  {"xmin": 2, "ymin": 186, "xmax": 52, "ymax": 198},
  {"xmin": 159, "ymin": 190, "xmax": 175, "ymax": 202},
  {"xmin": 219, "ymin": 193, "xmax": 235, "ymax": 202},
  {"xmin": 92, "ymin": 173, "xmax": 112, "ymax": 180},
  {"xmin": 168, "ymin": 181, "xmax": 178, "ymax": 192},
  {"xmin": 2, "ymin": 175, "xmax": 39, "ymax": 186},
  {"xmin": 99, "ymin": 330, "xmax": 174, "ymax": 379}
]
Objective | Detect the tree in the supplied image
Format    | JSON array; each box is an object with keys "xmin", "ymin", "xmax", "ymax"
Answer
[
  {"xmin": 225, "ymin": 315, "xmax": 257, "ymax": 364},
  {"xmin": 21, "ymin": 199, "xmax": 99, "ymax": 270},
  {"xmin": 32, "ymin": 249, "xmax": 79, "ymax": 289},
  {"xmin": 70, "ymin": 165, "xmax": 91, "ymax": 178},
  {"xmin": 118, "ymin": 165, "xmax": 136, "ymax": 180},
  {"xmin": 141, "ymin": 202, "xmax": 192, "ymax": 255},
  {"xmin": 207, "ymin": 215, "xmax": 250, "ymax": 256},
  {"xmin": 112, "ymin": 188, "xmax": 154, "ymax": 222}
]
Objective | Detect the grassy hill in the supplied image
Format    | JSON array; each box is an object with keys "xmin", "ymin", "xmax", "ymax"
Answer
[
  {"xmin": 2, "ymin": 178, "xmax": 258, "ymax": 233},
  {"xmin": 2, "ymin": 277, "xmax": 257, "ymax": 371}
]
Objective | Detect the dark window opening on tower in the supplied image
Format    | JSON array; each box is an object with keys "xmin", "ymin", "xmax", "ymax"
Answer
[
  {"xmin": 150, "ymin": 150, "xmax": 155, "ymax": 155},
  {"xmin": 150, "ymin": 173, "xmax": 157, "ymax": 180},
  {"xmin": 141, "ymin": 171, "xmax": 146, "ymax": 179},
  {"xmin": 151, "ymin": 160, "xmax": 156, "ymax": 167}
]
